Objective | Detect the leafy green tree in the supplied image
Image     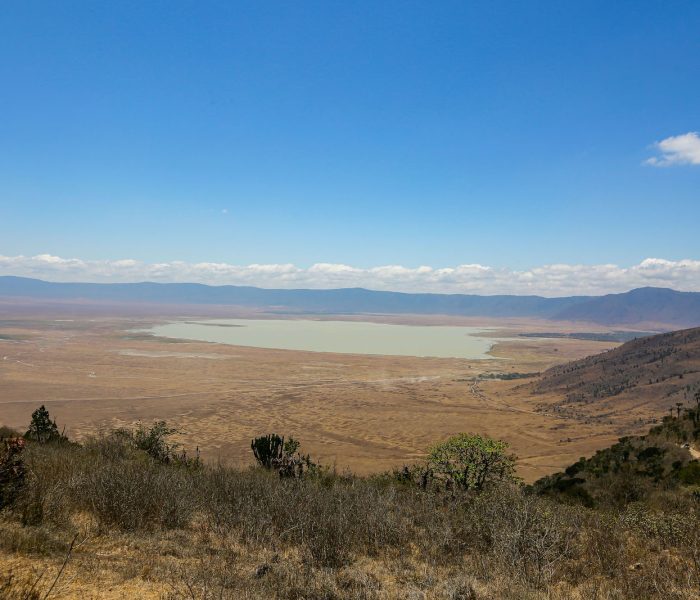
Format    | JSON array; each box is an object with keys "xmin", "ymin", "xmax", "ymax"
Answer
[
  {"xmin": 24, "ymin": 405, "xmax": 64, "ymax": 444},
  {"xmin": 132, "ymin": 421, "xmax": 178, "ymax": 463},
  {"xmin": 427, "ymin": 433, "xmax": 517, "ymax": 490}
]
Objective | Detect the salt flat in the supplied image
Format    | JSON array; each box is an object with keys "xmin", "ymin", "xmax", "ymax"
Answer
[{"xmin": 146, "ymin": 318, "xmax": 501, "ymax": 359}]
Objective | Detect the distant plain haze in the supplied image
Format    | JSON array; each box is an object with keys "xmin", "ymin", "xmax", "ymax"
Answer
[{"xmin": 1, "ymin": 2, "xmax": 699, "ymax": 293}]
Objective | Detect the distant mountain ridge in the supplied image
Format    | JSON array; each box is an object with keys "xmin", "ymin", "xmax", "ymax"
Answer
[
  {"xmin": 1, "ymin": 276, "xmax": 700, "ymax": 327},
  {"xmin": 554, "ymin": 286, "xmax": 700, "ymax": 325}
]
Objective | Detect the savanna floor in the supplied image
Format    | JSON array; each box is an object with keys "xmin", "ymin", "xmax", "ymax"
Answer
[{"xmin": 0, "ymin": 308, "xmax": 628, "ymax": 481}]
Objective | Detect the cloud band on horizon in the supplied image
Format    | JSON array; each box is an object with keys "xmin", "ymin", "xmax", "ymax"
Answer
[{"xmin": 1, "ymin": 254, "xmax": 700, "ymax": 297}]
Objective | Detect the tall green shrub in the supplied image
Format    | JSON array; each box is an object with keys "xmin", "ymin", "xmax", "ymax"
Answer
[
  {"xmin": 24, "ymin": 405, "xmax": 65, "ymax": 444},
  {"xmin": 428, "ymin": 433, "xmax": 517, "ymax": 490}
]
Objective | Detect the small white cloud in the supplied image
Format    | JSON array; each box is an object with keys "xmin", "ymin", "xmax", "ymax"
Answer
[
  {"xmin": 645, "ymin": 132, "xmax": 700, "ymax": 166},
  {"xmin": 308, "ymin": 263, "xmax": 360, "ymax": 274},
  {"xmin": 111, "ymin": 259, "xmax": 138, "ymax": 267}
]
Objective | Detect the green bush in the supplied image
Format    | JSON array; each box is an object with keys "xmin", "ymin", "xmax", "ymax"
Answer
[
  {"xmin": 251, "ymin": 433, "xmax": 314, "ymax": 478},
  {"xmin": 677, "ymin": 461, "xmax": 700, "ymax": 485},
  {"xmin": 427, "ymin": 433, "xmax": 517, "ymax": 490}
]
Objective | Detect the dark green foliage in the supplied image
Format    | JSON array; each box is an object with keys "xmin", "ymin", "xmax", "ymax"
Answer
[
  {"xmin": 251, "ymin": 434, "xmax": 284, "ymax": 468},
  {"xmin": 0, "ymin": 437, "xmax": 25, "ymax": 509},
  {"xmin": 24, "ymin": 405, "xmax": 65, "ymax": 444},
  {"xmin": 251, "ymin": 434, "xmax": 314, "ymax": 478},
  {"xmin": 116, "ymin": 421, "xmax": 200, "ymax": 467},
  {"xmin": 637, "ymin": 446, "xmax": 663, "ymax": 461},
  {"xmin": 477, "ymin": 371, "xmax": 540, "ymax": 380},
  {"xmin": 283, "ymin": 436, "xmax": 300, "ymax": 456},
  {"xmin": 533, "ymin": 409, "xmax": 700, "ymax": 508},
  {"xmin": 677, "ymin": 461, "xmax": 700, "ymax": 485},
  {"xmin": 538, "ymin": 475, "xmax": 594, "ymax": 507}
]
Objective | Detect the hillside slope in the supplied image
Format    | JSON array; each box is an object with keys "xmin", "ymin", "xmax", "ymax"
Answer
[
  {"xmin": 533, "ymin": 408, "xmax": 700, "ymax": 508},
  {"xmin": 532, "ymin": 327, "xmax": 700, "ymax": 425}
]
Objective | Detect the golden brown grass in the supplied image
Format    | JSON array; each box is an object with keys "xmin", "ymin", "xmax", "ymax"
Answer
[{"xmin": 0, "ymin": 313, "xmax": 623, "ymax": 482}]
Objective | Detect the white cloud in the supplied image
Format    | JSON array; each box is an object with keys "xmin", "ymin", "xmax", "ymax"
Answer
[
  {"xmin": 2, "ymin": 254, "xmax": 700, "ymax": 296},
  {"xmin": 645, "ymin": 132, "xmax": 700, "ymax": 166}
]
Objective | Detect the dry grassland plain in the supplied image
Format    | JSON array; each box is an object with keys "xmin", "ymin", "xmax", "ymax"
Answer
[{"xmin": 0, "ymin": 302, "xmax": 652, "ymax": 482}]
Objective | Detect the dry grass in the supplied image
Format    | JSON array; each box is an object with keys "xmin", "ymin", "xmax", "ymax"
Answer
[
  {"xmin": 1, "ymin": 431, "xmax": 699, "ymax": 599},
  {"xmin": 0, "ymin": 314, "xmax": 623, "ymax": 482}
]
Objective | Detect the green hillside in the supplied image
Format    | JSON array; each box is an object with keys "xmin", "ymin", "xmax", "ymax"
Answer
[{"xmin": 533, "ymin": 406, "xmax": 700, "ymax": 507}]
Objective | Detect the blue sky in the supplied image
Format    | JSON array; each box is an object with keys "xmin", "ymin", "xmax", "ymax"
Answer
[{"xmin": 1, "ymin": 1, "xmax": 699, "ymax": 292}]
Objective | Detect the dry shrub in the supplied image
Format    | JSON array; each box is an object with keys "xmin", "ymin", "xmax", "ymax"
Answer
[
  {"xmin": 0, "ymin": 535, "xmax": 76, "ymax": 600},
  {"xmin": 434, "ymin": 575, "xmax": 479, "ymax": 600},
  {"xmin": 14, "ymin": 442, "xmax": 83, "ymax": 526},
  {"xmin": 577, "ymin": 512, "xmax": 629, "ymax": 580},
  {"xmin": 0, "ymin": 520, "xmax": 67, "ymax": 555},
  {"xmin": 15, "ymin": 433, "xmax": 198, "ymax": 531},
  {"xmin": 3, "ymin": 430, "xmax": 700, "ymax": 598},
  {"xmin": 71, "ymin": 458, "xmax": 198, "ymax": 530},
  {"xmin": 622, "ymin": 502, "xmax": 700, "ymax": 550},
  {"xmin": 163, "ymin": 554, "xmax": 241, "ymax": 600},
  {"xmin": 459, "ymin": 485, "xmax": 581, "ymax": 588},
  {"xmin": 200, "ymin": 467, "xmax": 405, "ymax": 566}
]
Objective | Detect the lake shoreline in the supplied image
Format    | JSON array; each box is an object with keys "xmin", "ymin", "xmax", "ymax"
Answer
[{"xmin": 141, "ymin": 317, "xmax": 501, "ymax": 360}]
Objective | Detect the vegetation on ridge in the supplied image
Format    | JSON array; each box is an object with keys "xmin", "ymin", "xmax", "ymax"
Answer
[
  {"xmin": 533, "ymin": 393, "xmax": 700, "ymax": 508},
  {"xmin": 1, "ymin": 406, "xmax": 700, "ymax": 598}
]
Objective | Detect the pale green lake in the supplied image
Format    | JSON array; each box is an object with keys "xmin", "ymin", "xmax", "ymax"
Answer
[{"xmin": 145, "ymin": 319, "xmax": 499, "ymax": 359}]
